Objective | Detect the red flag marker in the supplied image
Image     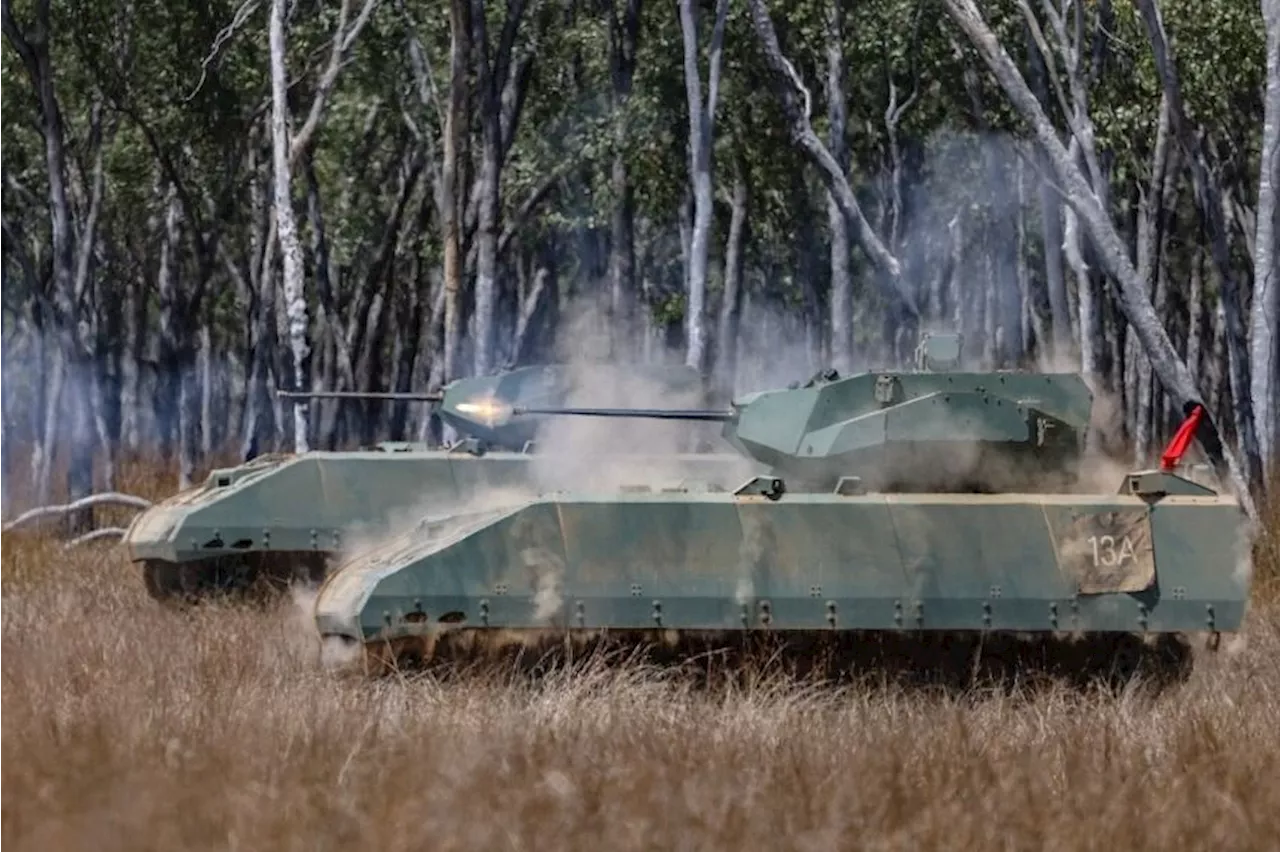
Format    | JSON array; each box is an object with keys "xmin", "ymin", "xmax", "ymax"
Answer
[{"xmin": 1159, "ymin": 404, "xmax": 1205, "ymax": 471}]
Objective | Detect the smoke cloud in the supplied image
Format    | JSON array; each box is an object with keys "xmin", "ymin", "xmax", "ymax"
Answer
[{"xmin": 526, "ymin": 296, "xmax": 751, "ymax": 494}]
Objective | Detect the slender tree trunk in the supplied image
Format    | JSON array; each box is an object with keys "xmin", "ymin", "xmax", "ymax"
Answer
[
  {"xmin": 948, "ymin": 213, "xmax": 965, "ymax": 343},
  {"xmin": 679, "ymin": 0, "xmax": 729, "ymax": 375},
  {"xmin": 240, "ymin": 205, "xmax": 278, "ymax": 462},
  {"xmin": 468, "ymin": 0, "xmax": 528, "ymax": 375},
  {"xmin": 120, "ymin": 275, "xmax": 142, "ymax": 453},
  {"xmin": 790, "ymin": 173, "xmax": 825, "ymax": 371},
  {"xmin": 716, "ymin": 164, "xmax": 748, "ymax": 394},
  {"xmin": 1040, "ymin": 164, "xmax": 1070, "ymax": 361},
  {"xmin": 31, "ymin": 319, "xmax": 46, "ymax": 456},
  {"xmin": 269, "ymin": 0, "xmax": 311, "ymax": 452},
  {"xmin": 1015, "ymin": 156, "xmax": 1045, "ymax": 364},
  {"xmin": 199, "ymin": 325, "xmax": 214, "ymax": 460},
  {"xmin": 825, "ymin": 0, "xmax": 852, "ymax": 373},
  {"xmin": 177, "ymin": 358, "xmax": 198, "ymax": 489},
  {"xmin": 1063, "ymin": 198, "xmax": 1098, "ymax": 382},
  {"xmin": 65, "ymin": 355, "xmax": 96, "ymax": 525},
  {"xmin": 989, "ymin": 152, "xmax": 1022, "ymax": 366},
  {"xmin": 608, "ymin": 0, "xmax": 641, "ymax": 357},
  {"xmin": 155, "ymin": 183, "xmax": 185, "ymax": 467},
  {"xmin": 1254, "ymin": 0, "xmax": 1280, "ymax": 472},
  {"xmin": 302, "ymin": 157, "xmax": 353, "ymax": 449},
  {"xmin": 442, "ymin": 0, "xmax": 468, "ymax": 381},
  {"xmin": 35, "ymin": 347, "xmax": 64, "ymax": 505},
  {"xmin": 609, "ymin": 154, "xmax": 637, "ymax": 354},
  {"xmin": 1133, "ymin": 94, "xmax": 1175, "ymax": 464},
  {"xmin": 1025, "ymin": 27, "xmax": 1071, "ymax": 360},
  {"xmin": 1187, "ymin": 244, "xmax": 1205, "ymax": 383}
]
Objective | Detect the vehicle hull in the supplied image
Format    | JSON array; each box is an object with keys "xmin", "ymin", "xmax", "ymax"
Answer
[
  {"xmin": 124, "ymin": 450, "xmax": 749, "ymax": 599},
  {"xmin": 315, "ymin": 489, "xmax": 1250, "ymax": 646}
]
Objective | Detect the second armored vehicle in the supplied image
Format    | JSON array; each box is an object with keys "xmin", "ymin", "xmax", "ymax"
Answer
[{"xmin": 124, "ymin": 363, "xmax": 749, "ymax": 601}]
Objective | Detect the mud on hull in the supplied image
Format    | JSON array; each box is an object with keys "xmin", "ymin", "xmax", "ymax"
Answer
[{"xmin": 314, "ymin": 486, "xmax": 1249, "ymax": 685}]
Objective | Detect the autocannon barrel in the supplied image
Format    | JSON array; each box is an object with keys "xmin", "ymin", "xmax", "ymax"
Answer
[
  {"xmin": 511, "ymin": 405, "xmax": 736, "ymax": 422},
  {"xmin": 275, "ymin": 390, "xmax": 444, "ymax": 403}
]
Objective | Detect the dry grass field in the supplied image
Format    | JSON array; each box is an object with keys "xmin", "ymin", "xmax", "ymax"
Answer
[{"xmin": 3, "ymin": 459, "xmax": 1280, "ymax": 851}]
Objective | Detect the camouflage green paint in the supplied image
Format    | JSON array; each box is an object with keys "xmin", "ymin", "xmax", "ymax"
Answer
[
  {"xmin": 124, "ymin": 450, "xmax": 746, "ymax": 564},
  {"xmin": 125, "ymin": 360, "xmax": 735, "ymax": 598},
  {"xmin": 315, "ymin": 485, "xmax": 1249, "ymax": 641},
  {"xmin": 314, "ymin": 334, "xmax": 1251, "ymax": 645},
  {"xmin": 716, "ymin": 371, "xmax": 1091, "ymax": 489}
]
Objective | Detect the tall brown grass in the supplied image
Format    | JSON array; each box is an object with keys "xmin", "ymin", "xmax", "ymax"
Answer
[{"xmin": 3, "ymin": 461, "xmax": 1280, "ymax": 851}]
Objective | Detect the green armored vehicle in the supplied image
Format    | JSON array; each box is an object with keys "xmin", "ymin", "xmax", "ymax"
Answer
[
  {"xmin": 124, "ymin": 363, "xmax": 749, "ymax": 601},
  {"xmin": 313, "ymin": 332, "xmax": 1252, "ymax": 681}
]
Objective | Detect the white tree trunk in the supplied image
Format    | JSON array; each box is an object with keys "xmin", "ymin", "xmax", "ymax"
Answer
[
  {"xmin": 679, "ymin": 0, "xmax": 729, "ymax": 375},
  {"xmin": 716, "ymin": 167, "xmax": 748, "ymax": 394},
  {"xmin": 825, "ymin": 0, "xmax": 852, "ymax": 373},
  {"xmin": 199, "ymin": 324, "xmax": 214, "ymax": 458},
  {"xmin": 1253, "ymin": 0, "xmax": 1280, "ymax": 473},
  {"xmin": 441, "ymin": 0, "xmax": 467, "ymax": 382},
  {"xmin": 1187, "ymin": 246, "xmax": 1205, "ymax": 379},
  {"xmin": 1062, "ymin": 203, "xmax": 1097, "ymax": 379},
  {"xmin": 270, "ymin": 0, "xmax": 310, "ymax": 453},
  {"xmin": 265, "ymin": 0, "xmax": 378, "ymax": 449}
]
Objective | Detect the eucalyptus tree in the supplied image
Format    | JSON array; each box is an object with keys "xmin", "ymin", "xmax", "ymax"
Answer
[
  {"xmin": 269, "ymin": 0, "xmax": 382, "ymax": 452},
  {"xmin": 3, "ymin": 0, "xmax": 109, "ymax": 515},
  {"xmin": 1255, "ymin": 0, "xmax": 1279, "ymax": 472},
  {"xmin": 679, "ymin": 0, "xmax": 729, "ymax": 374},
  {"xmin": 941, "ymin": 0, "xmax": 1260, "ymax": 517}
]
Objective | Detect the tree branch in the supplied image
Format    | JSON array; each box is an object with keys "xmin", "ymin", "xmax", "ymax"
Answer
[
  {"xmin": 941, "ymin": 0, "xmax": 1258, "ymax": 518},
  {"xmin": 398, "ymin": 0, "xmax": 444, "ymax": 131},
  {"xmin": 183, "ymin": 0, "xmax": 261, "ymax": 103},
  {"xmin": 289, "ymin": 0, "xmax": 383, "ymax": 165},
  {"xmin": 504, "ymin": 265, "xmax": 549, "ymax": 368},
  {"xmin": 746, "ymin": 0, "xmax": 913, "ymax": 313},
  {"xmin": 72, "ymin": 101, "xmax": 106, "ymax": 312}
]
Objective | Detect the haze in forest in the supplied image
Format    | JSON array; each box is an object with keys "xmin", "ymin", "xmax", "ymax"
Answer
[{"xmin": 0, "ymin": 0, "xmax": 1275, "ymax": 521}]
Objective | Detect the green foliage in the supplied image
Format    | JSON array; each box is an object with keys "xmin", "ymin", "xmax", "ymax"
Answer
[{"xmin": 0, "ymin": 0, "xmax": 1269, "ymax": 375}]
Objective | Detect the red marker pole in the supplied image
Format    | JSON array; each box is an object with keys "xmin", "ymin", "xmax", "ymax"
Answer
[{"xmin": 1159, "ymin": 404, "xmax": 1205, "ymax": 471}]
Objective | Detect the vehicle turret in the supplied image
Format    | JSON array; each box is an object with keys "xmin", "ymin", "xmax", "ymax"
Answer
[{"xmin": 498, "ymin": 333, "xmax": 1092, "ymax": 493}]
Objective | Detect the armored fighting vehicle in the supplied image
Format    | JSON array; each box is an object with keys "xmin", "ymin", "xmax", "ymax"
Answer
[
  {"xmin": 123, "ymin": 363, "xmax": 749, "ymax": 601},
  {"xmin": 313, "ymin": 333, "xmax": 1252, "ymax": 682}
]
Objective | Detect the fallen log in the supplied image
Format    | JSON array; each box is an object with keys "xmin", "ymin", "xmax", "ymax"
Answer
[
  {"xmin": 2, "ymin": 493, "xmax": 153, "ymax": 533},
  {"xmin": 62, "ymin": 526, "xmax": 131, "ymax": 550}
]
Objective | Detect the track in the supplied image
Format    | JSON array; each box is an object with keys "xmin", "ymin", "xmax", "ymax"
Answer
[
  {"xmin": 142, "ymin": 552, "xmax": 330, "ymax": 604},
  {"xmin": 344, "ymin": 626, "xmax": 1199, "ymax": 691}
]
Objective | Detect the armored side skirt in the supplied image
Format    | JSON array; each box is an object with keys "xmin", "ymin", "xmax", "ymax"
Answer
[
  {"xmin": 315, "ymin": 492, "xmax": 1251, "ymax": 644},
  {"xmin": 123, "ymin": 451, "xmax": 749, "ymax": 600}
]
